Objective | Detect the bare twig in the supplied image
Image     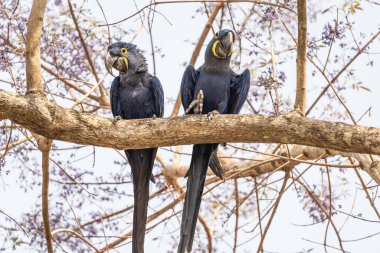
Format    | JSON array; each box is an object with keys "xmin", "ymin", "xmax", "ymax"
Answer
[
  {"xmin": 99, "ymin": 0, "xmax": 295, "ymax": 27},
  {"xmin": 256, "ymin": 172, "xmax": 290, "ymax": 253},
  {"xmin": 233, "ymin": 178, "xmax": 239, "ymax": 253},
  {"xmin": 95, "ymin": 0, "xmax": 111, "ymax": 44},
  {"xmin": 52, "ymin": 228, "xmax": 100, "ymax": 252},
  {"xmin": 69, "ymin": 74, "xmax": 108, "ymax": 109},
  {"xmin": 38, "ymin": 136, "xmax": 54, "ymax": 253},
  {"xmin": 306, "ymin": 30, "xmax": 380, "ymax": 116},
  {"xmin": 68, "ymin": 0, "xmax": 107, "ymax": 103},
  {"xmin": 42, "ymin": 64, "xmax": 102, "ymax": 102},
  {"xmin": 254, "ymin": 177, "xmax": 263, "ymax": 239},
  {"xmin": 350, "ymin": 157, "xmax": 380, "ymax": 220},
  {"xmin": 198, "ymin": 215, "xmax": 213, "ymax": 253},
  {"xmin": 323, "ymin": 161, "xmax": 333, "ymax": 253},
  {"xmin": 147, "ymin": 1, "xmax": 157, "ymax": 76},
  {"xmin": 293, "ymin": 176, "xmax": 346, "ymax": 252},
  {"xmin": 0, "ymin": 209, "xmax": 28, "ymax": 237}
]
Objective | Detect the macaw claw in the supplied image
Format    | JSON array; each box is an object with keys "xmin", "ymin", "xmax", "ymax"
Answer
[
  {"xmin": 112, "ymin": 115, "xmax": 122, "ymax": 124},
  {"xmin": 207, "ymin": 110, "xmax": 220, "ymax": 121}
]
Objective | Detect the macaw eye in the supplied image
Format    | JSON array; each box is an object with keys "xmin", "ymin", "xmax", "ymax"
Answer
[
  {"xmin": 120, "ymin": 48, "xmax": 128, "ymax": 55},
  {"xmin": 214, "ymin": 32, "xmax": 219, "ymax": 38}
]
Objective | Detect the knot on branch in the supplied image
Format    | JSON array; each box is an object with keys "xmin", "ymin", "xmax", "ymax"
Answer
[
  {"xmin": 286, "ymin": 109, "xmax": 304, "ymax": 118},
  {"xmin": 25, "ymin": 89, "xmax": 45, "ymax": 97},
  {"xmin": 370, "ymin": 161, "xmax": 379, "ymax": 170},
  {"xmin": 32, "ymin": 133, "xmax": 52, "ymax": 152}
]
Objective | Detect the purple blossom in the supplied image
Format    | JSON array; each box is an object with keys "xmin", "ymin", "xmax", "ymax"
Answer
[
  {"xmin": 322, "ymin": 22, "xmax": 346, "ymax": 45},
  {"xmin": 264, "ymin": 7, "xmax": 278, "ymax": 21},
  {"xmin": 278, "ymin": 71, "xmax": 287, "ymax": 83}
]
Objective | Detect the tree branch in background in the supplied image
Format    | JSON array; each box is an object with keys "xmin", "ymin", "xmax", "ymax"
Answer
[
  {"xmin": 163, "ymin": 145, "xmax": 380, "ymax": 184},
  {"xmin": 33, "ymin": 134, "xmax": 53, "ymax": 253},
  {"xmin": 256, "ymin": 172, "xmax": 289, "ymax": 253},
  {"xmin": 306, "ymin": 30, "xmax": 380, "ymax": 116},
  {"xmin": 99, "ymin": 0, "xmax": 296, "ymax": 27},
  {"xmin": 294, "ymin": 0, "xmax": 307, "ymax": 114},
  {"xmin": 67, "ymin": 0, "xmax": 108, "ymax": 104}
]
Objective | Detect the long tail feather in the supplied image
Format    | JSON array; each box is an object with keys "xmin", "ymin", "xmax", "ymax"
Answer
[
  {"xmin": 178, "ymin": 144, "xmax": 215, "ymax": 253},
  {"xmin": 125, "ymin": 148, "xmax": 157, "ymax": 253}
]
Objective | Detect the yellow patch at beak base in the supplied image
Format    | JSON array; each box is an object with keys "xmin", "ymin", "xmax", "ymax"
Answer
[
  {"xmin": 212, "ymin": 40, "xmax": 232, "ymax": 59},
  {"xmin": 212, "ymin": 40, "xmax": 221, "ymax": 58},
  {"xmin": 121, "ymin": 56, "xmax": 129, "ymax": 71}
]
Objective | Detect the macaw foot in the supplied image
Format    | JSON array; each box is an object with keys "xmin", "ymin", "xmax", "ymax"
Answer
[
  {"xmin": 207, "ymin": 110, "xmax": 220, "ymax": 121},
  {"xmin": 112, "ymin": 115, "xmax": 122, "ymax": 124},
  {"xmin": 152, "ymin": 114, "xmax": 157, "ymax": 119},
  {"xmin": 184, "ymin": 90, "xmax": 204, "ymax": 115}
]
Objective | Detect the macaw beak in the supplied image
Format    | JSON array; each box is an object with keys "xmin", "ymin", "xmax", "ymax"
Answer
[
  {"xmin": 105, "ymin": 52, "xmax": 118, "ymax": 77},
  {"xmin": 219, "ymin": 31, "xmax": 234, "ymax": 56},
  {"xmin": 105, "ymin": 51, "xmax": 129, "ymax": 76},
  {"xmin": 212, "ymin": 31, "xmax": 235, "ymax": 59}
]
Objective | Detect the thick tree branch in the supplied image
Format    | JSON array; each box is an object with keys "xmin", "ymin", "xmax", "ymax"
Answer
[
  {"xmin": 25, "ymin": 0, "xmax": 48, "ymax": 92},
  {"xmin": 1, "ymin": 91, "xmax": 380, "ymax": 156},
  {"xmin": 294, "ymin": 0, "xmax": 307, "ymax": 114}
]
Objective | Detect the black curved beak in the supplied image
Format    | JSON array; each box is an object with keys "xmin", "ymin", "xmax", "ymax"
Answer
[
  {"xmin": 104, "ymin": 51, "xmax": 118, "ymax": 77},
  {"xmin": 220, "ymin": 31, "xmax": 235, "ymax": 54}
]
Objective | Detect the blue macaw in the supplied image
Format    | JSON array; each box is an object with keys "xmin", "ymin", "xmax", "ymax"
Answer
[
  {"xmin": 178, "ymin": 29, "xmax": 250, "ymax": 253},
  {"xmin": 105, "ymin": 42, "xmax": 164, "ymax": 253}
]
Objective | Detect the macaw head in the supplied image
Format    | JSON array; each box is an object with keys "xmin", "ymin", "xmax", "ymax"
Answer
[
  {"xmin": 205, "ymin": 29, "xmax": 235, "ymax": 62},
  {"xmin": 105, "ymin": 42, "xmax": 147, "ymax": 77}
]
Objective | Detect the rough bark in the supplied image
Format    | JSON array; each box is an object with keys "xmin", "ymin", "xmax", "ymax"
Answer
[
  {"xmin": 25, "ymin": 0, "xmax": 48, "ymax": 92},
  {"xmin": 38, "ymin": 136, "xmax": 53, "ymax": 253},
  {"xmin": 294, "ymin": 0, "xmax": 307, "ymax": 114},
  {"xmin": 163, "ymin": 145, "xmax": 380, "ymax": 184},
  {"xmin": 1, "ymin": 91, "xmax": 380, "ymax": 156},
  {"xmin": 25, "ymin": 1, "xmax": 54, "ymax": 252}
]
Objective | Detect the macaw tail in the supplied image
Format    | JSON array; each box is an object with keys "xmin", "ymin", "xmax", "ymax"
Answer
[
  {"xmin": 178, "ymin": 144, "xmax": 216, "ymax": 253},
  {"xmin": 125, "ymin": 148, "xmax": 157, "ymax": 253}
]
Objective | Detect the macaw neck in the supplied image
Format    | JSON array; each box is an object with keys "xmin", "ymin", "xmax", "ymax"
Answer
[
  {"xmin": 203, "ymin": 57, "xmax": 231, "ymax": 73},
  {"xmin": 119, "ymin": 71, "xmax": 147, "ymax": 86},
  {"xmin": 204, "ymin": 50, "xmax": 231, "ymax": 73}
]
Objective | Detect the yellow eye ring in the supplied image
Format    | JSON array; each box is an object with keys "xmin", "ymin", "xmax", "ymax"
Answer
[
  {"xmin": 214, "ymin": 32, "xmax": 219, "ymax": 38},
  {"xmin": 120, "ymin": 48, "xmax": 128, "ymax": 55}
]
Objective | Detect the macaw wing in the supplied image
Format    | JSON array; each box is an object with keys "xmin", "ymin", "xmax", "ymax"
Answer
[
  {"xmin": 180, "ymin": 65, "xmax": 199, "ymax": 110},
  {"xmin": 228, "ymin": 69, "xmax": 250, "ymax": 114},
  {"xmin": 110, "ymin": 76, "xmax": 122, "ymax": 117},
  {"xmin": 149, "ymin": 75, "xmax": 165, "ymax": 117}
]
